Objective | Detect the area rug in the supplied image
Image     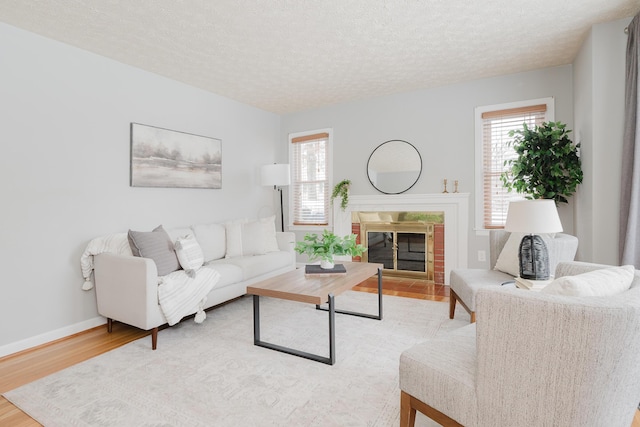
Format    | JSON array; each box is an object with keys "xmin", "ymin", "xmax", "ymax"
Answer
[{"xmin": 4, "ymin": 291, "xmax": 470, "ymax": 426}]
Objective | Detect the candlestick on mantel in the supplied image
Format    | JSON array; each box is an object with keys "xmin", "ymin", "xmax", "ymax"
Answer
[
  {"xmin": 442, "ymin": 179, "xmax": 449, "ymax": 193},
  {"xmin": 454, "ymin": 180, "xmax": 459, "ymax": 193}
]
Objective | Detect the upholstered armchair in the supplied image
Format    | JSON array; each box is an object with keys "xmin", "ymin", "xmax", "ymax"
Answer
[
  {"xmin": 449, "ymin": 230, "xmax": 578, "ymax": 322},
  {"xmin": 400, "ymin": 261, "xmax": 640, "ymax": 426}
]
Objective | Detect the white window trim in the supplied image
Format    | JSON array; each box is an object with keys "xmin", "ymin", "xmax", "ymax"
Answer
[
  {"xmin": 474, "ymin": 97, "xmax": 555, "ymax": 236},
  {"xmin": 288, "ymin": 128, "xmax": 333, "ymax": 231}
]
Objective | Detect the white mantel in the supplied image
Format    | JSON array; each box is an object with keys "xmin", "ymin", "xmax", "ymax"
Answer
[{"xmin": 333, "ymin": 193, "xmax": 469, "ymax": 282}]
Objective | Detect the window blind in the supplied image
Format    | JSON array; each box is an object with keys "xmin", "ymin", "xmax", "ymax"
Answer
[
  {"xmin": 291, "ymin": 133, "xmax": 329, "ymax": 226},
  {"xmin": 482, "ymin": 105, "xmax": 546, "ymax": 228}
]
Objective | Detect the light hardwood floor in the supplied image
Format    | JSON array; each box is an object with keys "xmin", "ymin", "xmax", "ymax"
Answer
[{"xmin": 1, "ymin": 277, "xmax": 638, "ymax": 426}]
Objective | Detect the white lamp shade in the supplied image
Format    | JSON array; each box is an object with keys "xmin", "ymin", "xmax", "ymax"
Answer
[
  {"xmin": 504, "ymin": 199, "xmax": 563, "ymax": 234},
  {"xmin": 261, "ymin": 164, "xmax": 290, "ymax": 187}
]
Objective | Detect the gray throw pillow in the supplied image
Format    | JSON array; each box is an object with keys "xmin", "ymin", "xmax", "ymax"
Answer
[{"xmin": 128, "ymin": 225, "xmax": 180, "ymax": 276}]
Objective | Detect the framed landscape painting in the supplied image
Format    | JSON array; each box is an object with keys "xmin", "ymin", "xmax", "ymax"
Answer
[{"xmin": 130, "ymin": 123, "xmax": 222, "ymax": 189}]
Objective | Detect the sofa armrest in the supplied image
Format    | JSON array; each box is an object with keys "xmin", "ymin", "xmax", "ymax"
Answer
[
  {"xmin": 93, "ymin": 253, "xmax": 163, "ymax": 331},
  {"xmin": 276, "ymin": 231, "xmax": 296, "ymax": 269}
]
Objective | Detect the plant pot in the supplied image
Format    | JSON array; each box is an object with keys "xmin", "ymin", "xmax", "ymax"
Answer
[{"xmin": 320, "ymin": 259, "xmax": 335, "ymax": 269}]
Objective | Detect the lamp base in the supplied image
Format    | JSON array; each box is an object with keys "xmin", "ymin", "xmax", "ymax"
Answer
[{"xmin": 518, "ymin": 234, "xmax": 550, "ymax": 280}]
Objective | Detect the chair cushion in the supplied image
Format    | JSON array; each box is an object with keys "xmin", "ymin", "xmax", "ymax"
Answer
[
  {"xmin": 399, "ymin": 324, "xmax": 478, "ymax": 426},
  {"xmin": 541, "ymin": 265, "xmax": 635, "ymax": 296},
  {"xmin": 449, "ymin": 268, "xmax": 514, "ymax": 312}
]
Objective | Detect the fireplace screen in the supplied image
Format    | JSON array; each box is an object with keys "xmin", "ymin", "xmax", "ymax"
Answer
[
  {"xmin": 361, "ymin": 224, "xmax": 434, "ymax": 279},
  {"xmin": 367, "ymin": 232, "xmax": 426, "ymax": 272}
]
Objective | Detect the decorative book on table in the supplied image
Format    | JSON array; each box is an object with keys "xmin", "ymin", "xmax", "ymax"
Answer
[
  {"xmin": 515, "ymin": 276, "xmax": 553, "ymax": 291},
  {"xmin": 305, "ymin": 264, "xmax": 347, "ymax": 275}
]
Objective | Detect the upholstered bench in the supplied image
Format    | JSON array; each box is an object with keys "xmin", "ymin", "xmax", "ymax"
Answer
[{"xmin": 449, "ymin": 230, "xmax": 578, "ymax": 322}]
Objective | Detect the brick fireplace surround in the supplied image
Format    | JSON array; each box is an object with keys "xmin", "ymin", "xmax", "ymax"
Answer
[{"xmin": 333, "ymin": 194, "xmax": 469, "ymax": 285}]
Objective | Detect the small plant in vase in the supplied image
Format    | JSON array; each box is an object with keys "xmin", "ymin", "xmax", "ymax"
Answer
[{"xmin": 295, "ymin": 230, "xmax": 367, "ymax": 269}]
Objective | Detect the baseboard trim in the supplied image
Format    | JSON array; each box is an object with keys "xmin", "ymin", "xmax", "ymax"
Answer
[{"xmin": 0, "ymin": 317, "xmax": 106, "ymax": 359}]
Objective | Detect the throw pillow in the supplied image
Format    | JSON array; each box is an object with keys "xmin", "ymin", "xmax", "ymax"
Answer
[
  {"xmin": 493, "ymin": 232, "xmax": 525, "ymax": 276},
  {"xmin": 225, "ymin": 220, "xmax": 245, "ymax": 258},
  {"xmin": 192, "ymin": 223, "xmax": 226, "ymax": 261},
  {"xmin": 174, "ymin": 234, "xmax": 204, "ymax": 277},
  {"xmin": 541, "ymin": 265, "xmax": 635, "ymax": 297},
  {"xmin": 224, "ymin": 217, "xmax": 280, "ymax": 258},
  {"xmin": 128, "ymin": 225, "xmax": 180, "ymax": 276},
  {"xmin": 259, "ymin": 215, "xmax": 280, "ymax": 253}
]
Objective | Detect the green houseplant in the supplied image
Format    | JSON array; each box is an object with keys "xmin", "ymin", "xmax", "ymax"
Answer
[
  {"xmin": 501, "ymin": 121, "xmax": 583, "ymax": 204},
  {"xmin": 331, "ymin": 179, "xmax": 351, "ymax": 211},
  {"xmin": 295, "ymin": 230, "xmax": 366, "ymax": 269}
]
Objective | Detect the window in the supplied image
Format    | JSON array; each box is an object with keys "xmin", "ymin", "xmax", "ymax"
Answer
[
  {"xmin": 475, "ymin": 98, "xmax": 554, "ymax": 231},
  {"xmin": 289, "ymin": 130, "xmax": 332, "ymax": 227}
]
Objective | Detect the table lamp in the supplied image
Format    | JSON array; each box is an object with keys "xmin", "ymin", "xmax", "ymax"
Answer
[
  {"xmin": 261, "ymin": 164, "xmax": 290, "ymax": 232},
  {"xmin": 504, "ymin": 199, "xmax": 563, "ymax": 280}
]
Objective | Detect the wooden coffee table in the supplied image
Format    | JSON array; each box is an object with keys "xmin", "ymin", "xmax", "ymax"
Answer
[{"xmin": 246, "ymin": 261, "xmax": 383, "ymax": 365}]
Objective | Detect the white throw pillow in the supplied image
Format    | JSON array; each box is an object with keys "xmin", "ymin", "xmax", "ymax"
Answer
[
  {"xmin": 225, "ymin": 220, "xmax": 245, "ymax": 258},
  {"xmin": 174, "ymin": 234, "xmax": 204, "ymax": 276},
  {"xmin": 259, "ymin": 216, "xmax": 280, "ymax": 253},
  {"xmin": 192, "ymin": 223, "xmax": 226, "ymax": 261},
  {"xmin": 225, "ymin": 217, "xmax": 280, "ymax": 257},
  {"xmin": 541, "ymin": 265, "xmax": 635, "ymax": 297},
  {"xmin": 493, "ymin": 232, "xmax": 525, "ymax": 276}
]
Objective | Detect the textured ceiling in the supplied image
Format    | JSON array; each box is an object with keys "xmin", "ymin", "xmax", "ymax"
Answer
[{"xmin": 0, "ymin": 1, "xmax": 638, "ymax": 114}]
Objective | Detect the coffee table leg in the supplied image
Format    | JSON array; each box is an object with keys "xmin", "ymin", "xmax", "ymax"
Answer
[
  {"xmin": 316, "ymin": 268, "xmax": 383, "ymax": 320},
  {"xmin": 253, "ymin": 294, "xmax": 260, "ymax": 344},
  {"xmin": 377, "ymin": 267, "xmax": 383, "ymax": 319},
  {"xmin": 328, "ymin": 293, "xmax": 335, "ymax": 365},
  {"xmin": 252, "ymin": 294, "xmax": 335, "ymax": 365}
]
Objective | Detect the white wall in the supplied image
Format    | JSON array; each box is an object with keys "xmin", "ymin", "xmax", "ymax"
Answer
[
  {"xmin": 281, "ymin": 66, "xmax": 574, "ymax": 268},
  {"xmin": 573, "ymin": 17, "xmax": 631, "ymax": 264},
  {"xmin": 0, "ymin": 23, "xmax": 282, "ymax": 354}
]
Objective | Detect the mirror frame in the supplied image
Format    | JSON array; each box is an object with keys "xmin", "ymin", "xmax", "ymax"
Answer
[{"xmin": 366, "ymin": 140, "xmax": 422, "ymax": 194}]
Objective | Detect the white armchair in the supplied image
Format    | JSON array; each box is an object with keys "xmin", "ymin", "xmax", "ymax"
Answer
[{"xmin": 400, "ymin": 261, "xmax": 640, "ymax": 426}]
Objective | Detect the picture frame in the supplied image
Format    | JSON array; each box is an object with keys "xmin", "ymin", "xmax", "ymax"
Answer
[{"xmin": 130, "ymin": 123, "xmax": 222, "ymax": 189}]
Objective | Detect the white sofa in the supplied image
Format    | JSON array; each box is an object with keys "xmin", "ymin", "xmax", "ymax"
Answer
[{"xmin": 87, "ymin": 219, "xmax": 296, "ymax": 350}]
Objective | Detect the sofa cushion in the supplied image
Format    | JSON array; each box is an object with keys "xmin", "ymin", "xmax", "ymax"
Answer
[
  {"xmin": 221, "ymin": 251, "xmax": 293, "ymax": 280},
  {"xmin": 192, "ymin": 223, "xmax": 226, "ymax": 261},
  {"xmin": 204, "ymin": 260, "xmax": 244, "ymax": 288},
  {"xmin": 541, "ymin": 265, "xmax": 635, "ymax": 297},
  {"xmin": 128, "ymin": 225, "xmax": 180, "ymax": 276},
  {"xmin": 174, "ymin": 234, "xmax": 204, "ymax": 275}
]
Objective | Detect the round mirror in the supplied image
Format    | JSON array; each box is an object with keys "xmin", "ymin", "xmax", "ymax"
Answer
[{"xmin": 367, "ymin": 140, "xmax": 422, "ymax": 194}]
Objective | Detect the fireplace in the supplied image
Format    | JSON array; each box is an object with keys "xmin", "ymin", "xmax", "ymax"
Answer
[
  {"xmin": 333, "ymin": 193, "xmax": 469, "ymax": 285},
  {"xmin": 353, "ymin": 211, "xmax": 443, "ymax": 282}
]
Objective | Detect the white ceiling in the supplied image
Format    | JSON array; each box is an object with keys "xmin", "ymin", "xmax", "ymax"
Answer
[{"xmin": 0, "ymin": 1, "xmax": 638, "ymax": 114}]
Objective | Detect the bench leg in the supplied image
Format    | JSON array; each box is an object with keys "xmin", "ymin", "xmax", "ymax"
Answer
[{"xmin": 107, "ymin": 318, "xmax": 113, "ymax": 333}]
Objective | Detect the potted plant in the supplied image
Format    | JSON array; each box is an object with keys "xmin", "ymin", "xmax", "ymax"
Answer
[
  {"xmin": 331, "ymin": 179, "xmax": 351, "ymax": 211},
  {"xmin": 501, "ymin": 121, "xmax": 583, "ymax": 204},
  {"xmin": 295, "ymin": 230, "xmax": 367, "ymax": 269}
]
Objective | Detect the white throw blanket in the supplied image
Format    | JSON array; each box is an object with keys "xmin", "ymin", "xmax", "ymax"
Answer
[
  {"xmin": 80, "ymin": 233, "xmax": 132, "ymax": 290},
  {"xmin": 158, "ymin": 267, "xmax": 219, "ymax": 325},
  {"xmin": 80, "ymin": 233, "xmax": 220, "ymax": 325}
]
